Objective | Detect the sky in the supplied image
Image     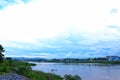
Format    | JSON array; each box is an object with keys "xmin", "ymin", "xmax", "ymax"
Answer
[{"xmin": 0, "ymin": 0, "xmax": 120, "ymax": 58}]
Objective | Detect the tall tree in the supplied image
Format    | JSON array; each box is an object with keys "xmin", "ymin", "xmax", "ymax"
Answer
[{"xmin": 0, "ymin": 45, "xmax": 5, "ymax": 63}]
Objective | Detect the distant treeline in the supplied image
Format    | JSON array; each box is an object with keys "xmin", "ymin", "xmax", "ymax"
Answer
[
  {"xmin": 11, "ymin": 57, "xmax": 108, "ymax": 63},
  {"xmin": 45, "ymin": 58, "xmax": 108, "ymax": 63}
]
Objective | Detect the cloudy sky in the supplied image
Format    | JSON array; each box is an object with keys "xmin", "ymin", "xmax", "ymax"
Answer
[{"xmin": 0, "ymin": 0, "xmax": 120, "ymax": 58}]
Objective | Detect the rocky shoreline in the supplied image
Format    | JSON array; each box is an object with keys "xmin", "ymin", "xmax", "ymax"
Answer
[{"xmin": 0, "ymin": 73, "xmax": 30, "ymax": 80}]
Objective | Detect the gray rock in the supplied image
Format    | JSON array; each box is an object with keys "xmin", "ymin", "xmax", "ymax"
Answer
[{"xmin": 0, "ymin": 73, "xmax": 30, "ymax": 80}]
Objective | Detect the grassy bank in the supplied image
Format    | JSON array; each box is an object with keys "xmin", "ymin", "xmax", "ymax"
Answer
[{"xmin": 0, "ymin": 59, "xmax": 63, "ymax": 80}]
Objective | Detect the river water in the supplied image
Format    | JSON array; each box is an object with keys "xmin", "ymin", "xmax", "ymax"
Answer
[{"xmin": 31, "ymin": 62, "xmax": 120, "ymax": 80}]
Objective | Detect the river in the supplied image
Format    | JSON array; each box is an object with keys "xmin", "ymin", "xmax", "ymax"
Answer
[{"xmin": 31, "ymin": 62, "xmax": 120, "ymax": 80}]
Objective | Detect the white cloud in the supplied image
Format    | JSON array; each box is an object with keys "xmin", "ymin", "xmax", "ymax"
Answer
[
  {"xmin": 1, "ymin": 0, "xmax": 120, "ymax": 57},
  {"xmin": 1, "ymin": 0, "xmax": 120, "ymax": 41}
]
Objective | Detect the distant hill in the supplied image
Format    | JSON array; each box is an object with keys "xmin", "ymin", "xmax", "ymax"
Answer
[{"xmin": 11, "ymin": 57, "xmax": 47, "ymax": 62}]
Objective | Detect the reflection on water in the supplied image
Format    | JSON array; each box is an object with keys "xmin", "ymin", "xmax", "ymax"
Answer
[{"xmin": 31, "ymin": 62, "xmax": 120, "ymax": 80}]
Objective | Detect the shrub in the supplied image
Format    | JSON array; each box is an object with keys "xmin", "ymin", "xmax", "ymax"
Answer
[
  {"xmin": 64, "ymin": 74, "xmax": 81, "ymax": 80},
  {"xmin": 16, "ymin": 66, "xmax": 31, "ymax": 75},
  {"xmin": 0, "ymin": 63, "xmax": 12, "ymax": 73}
]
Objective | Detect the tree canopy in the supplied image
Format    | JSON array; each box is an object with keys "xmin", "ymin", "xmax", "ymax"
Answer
[{"xmin": 0, "ymin": 44, "xmax": 5, "ymax": 63}]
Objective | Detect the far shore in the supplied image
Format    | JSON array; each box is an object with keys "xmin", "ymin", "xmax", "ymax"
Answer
[{"xmin": 29, "ymin": 61, "xmax": 120, "ymax": 65}]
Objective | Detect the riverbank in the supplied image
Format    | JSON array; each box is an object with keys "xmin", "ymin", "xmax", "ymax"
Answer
[
  {"xmin": 62, "ymin": 61, "xmax": 120, "ymax": 65},
  {"xmin": 0, "ymin": 59, "xmax": 63, "ymax": 80},
  {"xmin": 40, "ymin": 60, "xmax": 120, "ymax": 64},
  {"xmin": 25, "ymin": 58, "xmax": 120, "ymax": 65}
]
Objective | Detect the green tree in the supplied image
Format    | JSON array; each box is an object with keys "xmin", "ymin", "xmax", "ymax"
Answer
[{"xmin": 0, "ymin": 45, "xmax": 5, "ymax": 63}]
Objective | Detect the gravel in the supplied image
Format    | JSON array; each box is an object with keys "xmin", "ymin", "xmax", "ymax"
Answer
[{"xmin": 0, "ymin": 73, "xmax": 30, "ymax": 80}]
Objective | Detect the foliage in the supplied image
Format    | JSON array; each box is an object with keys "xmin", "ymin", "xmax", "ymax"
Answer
[
  {"xmin": 0, "ymin": 45, "xmax": 5, "ymax": 63},
  {"xmin": 45, "ymin": 73, "xmax": 63, "ymax": 80},
  {"xmin": 0, "ymin": 63, "xmax": 12, "ymax": 73},
  {"xmin": 64, "ymin": 74, "xmax": 81, "ymax": 80}
]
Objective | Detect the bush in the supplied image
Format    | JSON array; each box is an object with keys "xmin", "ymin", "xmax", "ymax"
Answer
[
  {"xmin": 64, "ymin": 74, "xmax": 81, "ymax": 80},
  {"xmin": 16, "ymin": 66, "xmax": 31, "ymax": 75},
  {"xmin": 0, "ymin": 63, "xmax": 12, "ymax": 73}
]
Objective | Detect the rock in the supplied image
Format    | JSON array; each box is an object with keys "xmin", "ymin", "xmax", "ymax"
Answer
[{"xmin": 0, "ymin": 73, "xmax": 30, "ymax": 80}]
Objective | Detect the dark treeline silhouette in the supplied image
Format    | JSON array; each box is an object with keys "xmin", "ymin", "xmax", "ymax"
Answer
[{"xmin": 0, "ymin": 44, "xmax": 5, "ymax": 63}]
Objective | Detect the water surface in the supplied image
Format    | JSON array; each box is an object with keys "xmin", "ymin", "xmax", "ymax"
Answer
[{"xmin": 31, "ymin": 62, "xmax": 120, "ymax": 80}]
